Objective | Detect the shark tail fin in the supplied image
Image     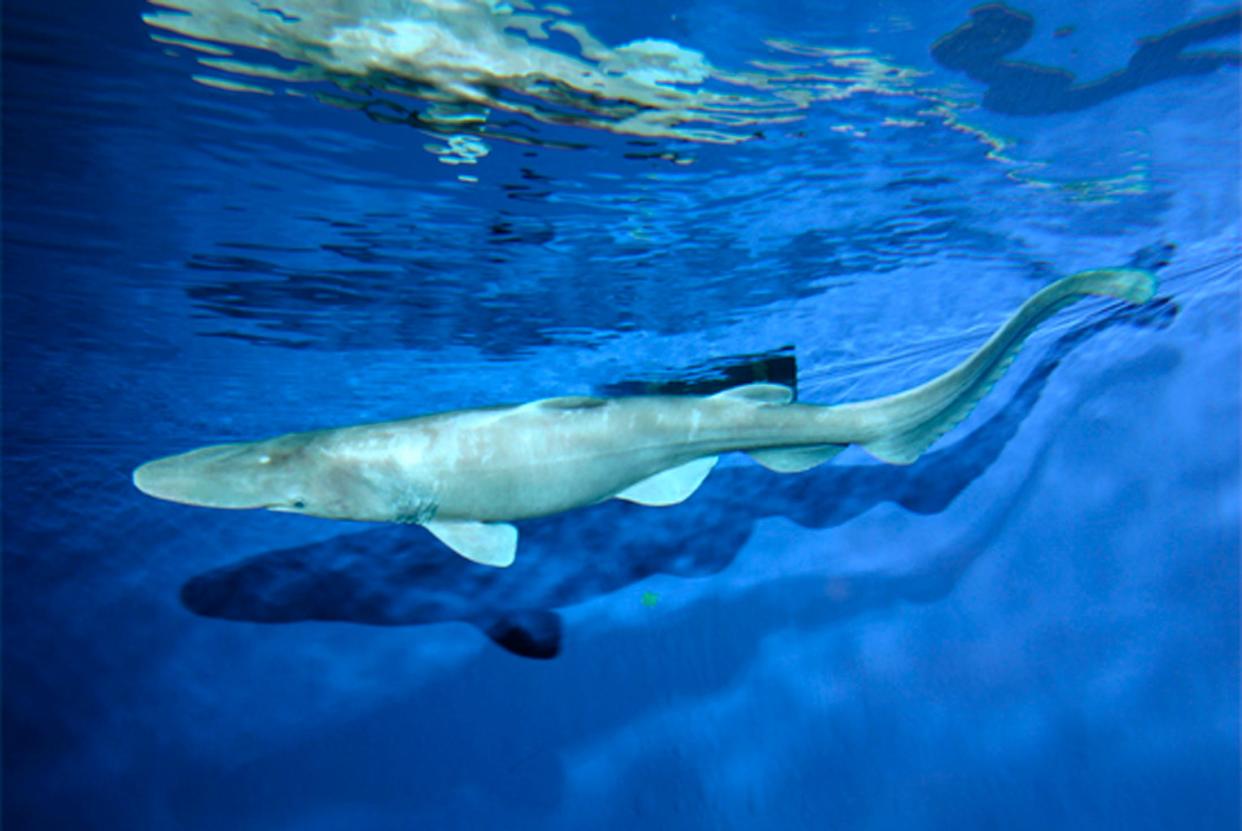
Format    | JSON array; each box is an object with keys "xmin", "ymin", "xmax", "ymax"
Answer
[
  {"xmin": 855, "ymin": 268, "xmax": 1157, "ymax": 465},
  {"xmin": 859, "ymin": 349, "xmax": 1020, "ymax": 464}
]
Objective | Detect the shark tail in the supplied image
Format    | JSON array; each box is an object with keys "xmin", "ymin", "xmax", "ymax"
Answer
[{"xmin": 851, "ymin": 268, "xmax": 1157, "ymax": 465}]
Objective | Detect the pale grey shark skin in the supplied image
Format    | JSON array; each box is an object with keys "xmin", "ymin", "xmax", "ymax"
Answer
[{"xmin": 133, "ymin": 268, "xmax": 1157, "ymax": 567}]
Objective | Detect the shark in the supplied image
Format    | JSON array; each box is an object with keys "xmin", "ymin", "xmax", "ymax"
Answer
[
  {"xmin": 176, "ymin": 286, "xmax": 1177, "ymax": 659},
  {"xmin": 133, "ymin": 268, "xmax": 1156, "ymax": 568}
]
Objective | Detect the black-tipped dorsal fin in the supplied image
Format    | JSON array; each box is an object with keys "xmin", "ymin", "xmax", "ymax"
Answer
[
  {"xmin": 424, "ymin": 520, "xmax": 518, "ymax": 567},
  {"xmin": 711, "ymin": 383, "xmax": 794, "ymax": 405},
  {"xmin": 615, "ymin": 456, "xmax": 718, "ymax": 506},
  {"xmin": 747, "ymin": 444, "xmax": 847, "ymax": 473}
]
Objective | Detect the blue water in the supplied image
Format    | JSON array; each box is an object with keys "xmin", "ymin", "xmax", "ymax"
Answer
[{"xmin": 4, "ymin": 1, "xmax": 1239, "ymax": 828}]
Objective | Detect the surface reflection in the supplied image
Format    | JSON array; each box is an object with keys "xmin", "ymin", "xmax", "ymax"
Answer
[
  {"xmin": 932, "ymin": 4, "xmax": 1240, "ymax": 115},
  {"xmin": 182, "ymin": 181, "xmax": 1003, "ymax": 353},
  {"xmin": 145, "ymin": 0, "xmax": 927, "ymax": 151}
]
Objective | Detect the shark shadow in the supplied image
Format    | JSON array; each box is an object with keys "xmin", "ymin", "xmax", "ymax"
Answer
[
  {"xmin": 931, "ymin": 4, "xmax": 1240, "ymax": 116},
  {"xmin": 180, "ymin": 297, "xmax": 1177, "ymax": 659}
]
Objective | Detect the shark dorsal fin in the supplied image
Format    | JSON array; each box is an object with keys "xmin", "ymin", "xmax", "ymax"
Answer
[
  {"xmin": 424, "ymin": 520, "xmax": 518, "ymax": 567},
  {"xmin": 615, "ymin": 456, "xmax": 718, "ymax": 506},
  {"xmin": 711, "ymin": 383, "xmax": 794, "ymax": 405}
]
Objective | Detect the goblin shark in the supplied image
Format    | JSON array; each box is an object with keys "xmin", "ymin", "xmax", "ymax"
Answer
[{"xmin": 134, "ymin": 268, "xmax": 1156, "ymax": 567}]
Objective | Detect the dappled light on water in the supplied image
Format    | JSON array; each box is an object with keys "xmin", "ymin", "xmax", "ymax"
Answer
[{"xmin": 145, "ymin": 0, "xmax": 927, "ymax": 155}]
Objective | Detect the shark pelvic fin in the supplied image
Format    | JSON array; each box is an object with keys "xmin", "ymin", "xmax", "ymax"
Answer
[
  {"xmin": 424, "ymin": 520, "xmax": 518, "ymax": 567},
  {"xmin": 711, "ymin": 383, "xmax": 794, "ymax": 405},
  {"xmin": 615, "ymin": 456, "xmax": 718, "ymax": 506},
  {"xmin": 747, "ymin": 444, "xmax": 847, "ymax": 473}
]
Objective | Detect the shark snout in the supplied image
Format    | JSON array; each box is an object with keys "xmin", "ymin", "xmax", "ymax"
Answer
[{"xmin": 133, "ymin": 443, "xmax": 279, "ymax": 510}]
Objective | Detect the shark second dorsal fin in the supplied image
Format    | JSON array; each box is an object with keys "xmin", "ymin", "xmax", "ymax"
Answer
[
  {"xmin": 746, "ymin": 444, "xmax": 847, "ymax": 473},
  {"xmin": 615, "ymin": 456, "xmax": 718, "ymax": 506},
  {"xmin": 711, "ymin": 383, "xmax": 794, "ymax": 405},
  {"xmin": 424, "ymin": 520, "xmax": 518, "ymax": 567}
]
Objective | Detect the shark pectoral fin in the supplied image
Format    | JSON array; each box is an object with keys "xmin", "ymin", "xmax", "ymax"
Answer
[
  {"xmin": 615, "ymin": 456, "xmax": 719, "ymax": 506},
  {"xmin": 476, "ymin": 610, "xmax": 563, "ymax": 659},
  {"xmin": 424, "ymin": 520, "xmax": 518, "ymax": 568},
  {"xmin": 746, "ymin": 444, "xmax": 847, "ymax": 473},
  {"xmin": 711, "ymin": 383, "xmax": 794, "ymax": 405}
]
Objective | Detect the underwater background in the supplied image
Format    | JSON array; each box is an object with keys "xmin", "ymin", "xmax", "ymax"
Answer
[{"xmin": 3, "ymin": 0, "xmax": 1239, "ymax": 828}]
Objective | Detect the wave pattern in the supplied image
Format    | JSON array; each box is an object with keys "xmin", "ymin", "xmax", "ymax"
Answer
[{"xmin": 145, "ymin": 0, "xmax": 927, "ymax": 152}]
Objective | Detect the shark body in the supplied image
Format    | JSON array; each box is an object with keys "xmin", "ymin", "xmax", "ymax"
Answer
[{"xmin": 133, "ymin": 268, "xmax": 1156, "ymax": 567}]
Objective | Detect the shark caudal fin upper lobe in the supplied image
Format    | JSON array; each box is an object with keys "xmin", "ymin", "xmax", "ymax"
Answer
[{"xmin": 858, "ymin": 268, "xmax": 1158, "ymax": 465}]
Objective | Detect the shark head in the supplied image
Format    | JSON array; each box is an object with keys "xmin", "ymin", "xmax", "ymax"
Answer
[{"xmin": 132, "ymin": 434, "xmax": 325, "ymax": 515}]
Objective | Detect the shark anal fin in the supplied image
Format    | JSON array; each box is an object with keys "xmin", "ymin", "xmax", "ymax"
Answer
[
  {"xmin": 747, "ymin": 443, "xmax": 846, "ymax": 473},
  {"xmin": 425, "ymin": 520, "xmax": 518, "ymax": 567},
  {"xmin": 531, "ymin": 395, "xmax": 606, "ymax": 410},
  {"xmin": 711, "ymin": 383, "xmax": 794, "ymax": 405},
  {"xmin": 476, "ymin": 610, "xmax": 563, "ymax": 659},
  {"xmin": 615, "ymin": 456, "xmax": 718, "ymax": 506}
]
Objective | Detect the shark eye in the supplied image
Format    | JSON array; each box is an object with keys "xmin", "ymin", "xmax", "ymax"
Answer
[{"xmin": 291, "ymin": 499, "xmax": 306, "ymax": 509}]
